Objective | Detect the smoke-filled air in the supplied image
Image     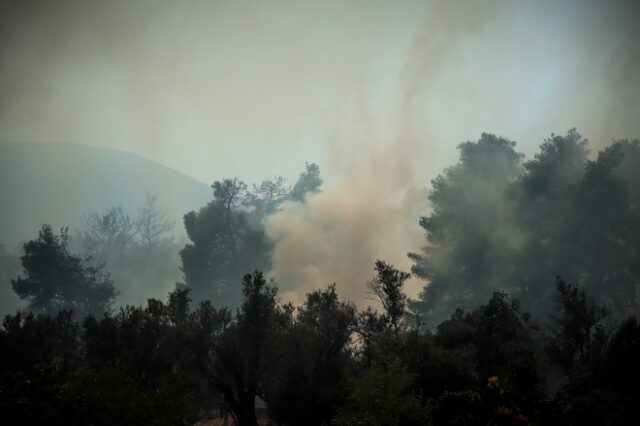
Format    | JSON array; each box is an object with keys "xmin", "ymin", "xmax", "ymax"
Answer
[{"xmin": 1, "ymin": 1, "xmax": 640, "ymax": 425}]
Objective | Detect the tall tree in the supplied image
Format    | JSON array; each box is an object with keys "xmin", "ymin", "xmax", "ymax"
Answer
[
  {"xmin": 546, "ymin": 277, "xmax": 610, "ymax": 379},
  {"xmin": 213, "ymin": 272, "xmax": 279, "ymax": 426},
  {"xmin": 12, "ymin": 225, "xmax": 116, "ymax": 317},
  {"xmin": 80, "ymin": 205, "xmax": 138, "ymax": 261},
  {"xmin": 409, "ymin": 133, "xmax": 524, "ymax": 325},
  {"xmin": 267, "ymin": 285, "xmax": 356, "ymax": 426},
  {"xmin": 181, "ymin": 179, "xmax": 271, "ymax": 307},
  {"xmin": 136, "ymin": 194, "xmax": 174, "ymax": 257},
  {"xmin": 247, "ymin": 176, "xmax": 289, "ymax": 220},
  {"xmin": 369, "ymin": 260, "xmax": 410, "ymax": 334},
  {"xmin": 508, "ymin": 129, "xmax": 590, "ymax": 312},
  {"xmin": 212, "ymin": 178, "xmax": 247, "ymax": 229},
  {"xmin": 409, "ymin": 130, "xmax": 640, "ymax": 324}
]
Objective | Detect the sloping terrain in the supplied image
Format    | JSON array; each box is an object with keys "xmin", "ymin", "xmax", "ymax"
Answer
[{"xmin": 0, "ymin": 142, "xmax": 212, "ymax": 247}]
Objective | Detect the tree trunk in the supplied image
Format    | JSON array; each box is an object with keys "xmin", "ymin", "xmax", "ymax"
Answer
[{"xmin": 235, "ymin": 393, "xmax": 258, "ymax": 426}]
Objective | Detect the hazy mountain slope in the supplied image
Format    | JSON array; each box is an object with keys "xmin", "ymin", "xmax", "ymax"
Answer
[{"xmin": 0, "ymin": 142, "xmax": 212, "ymax": 247}]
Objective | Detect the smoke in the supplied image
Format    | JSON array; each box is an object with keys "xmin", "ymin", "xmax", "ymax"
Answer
[
  {"xmin": 265, "ymin": 0, "xmax": 640, "ymax": 306},
  {"xmin": 1, "ymin": 0, "xmax": 639, "ymax": 308},
  {"xmin": 266, "ymin": 2, "xmax": 498, "ymax": 305}
]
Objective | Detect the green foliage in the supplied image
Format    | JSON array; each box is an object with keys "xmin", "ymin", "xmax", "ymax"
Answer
[
  {"xmin": 267, "ymin": 285, "xmax": 357, "ymax": 426},
  {"xmin": 181, "ymin": 183, "xmax": 272, "ymax": 306},
  {"xmin": 411, "ymin": 130, "xmax": 640, "ymax": 325},
  {"xmin": 0, "ymin": 286, "xmax": 235, "ymax": 425},
  {"xmin": 546, "ymin": 277, "xmax": 610, "ymax": 376},
  {"xmin": 180, "ymin": 163, "xmax": 324, "ymax": 308},
  {"xmin": 409, "ymin": 133, "xmax": 524, "ymax": 324},
  {"xmin": 336, "ymin": 363, "xmax": 426, "ymax": 426},
  {"xmin": 369, "ymin": 260, "xmax": 410, "ymax": 334},
  {"xmin": 2, "ymin": 268, "xmax": 639, "ymax": 425},
  {"xmin": 12, "ymin": 225, "xmax": 116, "ymax": 318},
  {"xmin": 435, "ymin": 293, "xmax": 542, "ymax": 406},
  {"xmin": 213, "ymin": 272, "xmax": 280, "ymax": 426}
]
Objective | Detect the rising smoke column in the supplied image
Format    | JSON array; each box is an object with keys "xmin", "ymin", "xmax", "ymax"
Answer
[{"xmin": 265, "ymin": 2, "xmax": 498, "ymax": 306}]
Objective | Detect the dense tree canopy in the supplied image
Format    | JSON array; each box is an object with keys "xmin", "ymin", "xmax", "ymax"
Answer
[
  {"xmin": 180, "ymin": 180, "xmax": 272, "ymax": 307},
  {"xmin": 180, "ymin": 163, "xmax": 323, "ymax": 307},
  {"xmin": 410, "ymin": 130, "xmax": 640, "ymax": 325},
  {"xmin": 4, "ymin": 261, "xmax": 640, "ymax": 425},
  {"xmin": 12, "ymin": 225, "xmax": 116, "ymax": 318}
]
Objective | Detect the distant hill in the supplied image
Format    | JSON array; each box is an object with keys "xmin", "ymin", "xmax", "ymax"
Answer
[{"xmin": 0, "ymin": 142, "xmax": 212, "ymax": 248}]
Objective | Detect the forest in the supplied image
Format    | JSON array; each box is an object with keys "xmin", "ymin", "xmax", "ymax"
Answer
[{"xmin": 1, "ymin": 130, "xmax": 640, "ymax": 425}]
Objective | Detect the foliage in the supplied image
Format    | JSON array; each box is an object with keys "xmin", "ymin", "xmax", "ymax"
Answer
[
  {"xmin": 3, "ymin": 130, "xmax": 640, "ymax": 425},
  {"xmin": 180, "ymin": 163, "xmax": 323, "ymax": 308},
  {"xmin": 289, "ymin": 162, "xmax": 323, "ymax": 202},
  {"xmin": 2, "ymin": 269, "xmax": 640, "ymax": 425},
  {"xmin": 181, "ymin": 181, "xmax": 272, "ymax": 307},
  {"xmin": 266, "ymin": 285, "xmax": 356, "ymax": 426},
  {"xmin": 12, "ymin": 225, "xmax": 116, "ymax": 318},
  {"xmin": 409, "ymin": 133, "xmax": 524, "ymax": 324},
  {"xmin": 410, "ymin": 130, "xmax": 640, "ymax": 325},
  {"xmin": 369, "ymin": 260, "xmax": 411, "ymax": 334}
]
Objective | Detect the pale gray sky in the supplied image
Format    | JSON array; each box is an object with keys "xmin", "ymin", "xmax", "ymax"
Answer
[{"xmin": 2, "ymin": 0, "xmax": 638, "ymax": 186}]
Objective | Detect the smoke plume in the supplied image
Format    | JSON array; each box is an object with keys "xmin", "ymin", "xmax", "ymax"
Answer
[{"xmin": 266, "ymin": 2, "xmax": 497, "ymax": 305}]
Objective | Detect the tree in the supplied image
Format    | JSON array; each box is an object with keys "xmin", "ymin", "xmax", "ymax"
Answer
[
  {"xmin": 12, "ymin": 225, "xmax": 116, "ymax": 318},
  {"xmin": 369, "ymin": 260, "xmax": 410, "ymax": 334},
  {"xmin": 409, "ymin": 130, "xmax": 640, "ymax": 324},
  {"xmin": 212, "ymin": 178, "xmax": 247, "ymax": 228},
  {"xmin": 136, "ymin": 194, "xmax": 174, "ymax": 256},
  {"xmin": 434, "ymin": 293, "xmax": 542, "ymax": 411},
  {"xmin": 409, "ymin": 133, "xmax": 524, "ymax": 326},
  {"xmin": 266, "ymin": 285, "xmax": 356, "ymax": 426},
  {"xmin": 80, "ymin": 205, "xmax": 138, "ymax": 261},
  {"xmin": 212, "ymin": 272, "xmax": 279, "ymax": 426},
  {"xmin": 508, "ymin": 129, "xmax": 591, "ymax": 313},
  {"xmin": 247, "ymin": 176, "xmax": 289, "ymax": 220},
  {"xmin": 546, "ymin": 277, "xmax": 610, "ymax": 379},
  {"xmin": 181, "ymin": 180, "xmax": 271, "ymax": 307},
  {"xmin": 289, "ymin": 162, "xmax": 323, "ymax": 202},
  {"xmin": 566, "ymin": 139, "xmax": 640, "ymax": 316},
  {"xmin": 0, "ymin": 310, "xmax": 80, "ymax": 424}
]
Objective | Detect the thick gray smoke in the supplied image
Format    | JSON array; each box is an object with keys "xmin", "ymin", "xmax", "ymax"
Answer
[{"xmin": 265, "ymin": 2, "xmax": 498, "ymax": 305}]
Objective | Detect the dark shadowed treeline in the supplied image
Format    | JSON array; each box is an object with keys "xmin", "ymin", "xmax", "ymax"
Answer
[
  {"xmin": 410, "ymin": 130, "xmax": 640, "ymax": 326},
  {"xmin": 2, "ymin": 263, "xmax": 640, "ymax": 425}
]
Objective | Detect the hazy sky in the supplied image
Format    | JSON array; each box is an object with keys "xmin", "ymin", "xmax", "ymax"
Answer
[
  {"xmin": 2, "ymin": 0, "xmax": 639, "ymax": 303},
  {"xmin": 2, "ymin": 0, "xmax": 639, "ymax": 185}
]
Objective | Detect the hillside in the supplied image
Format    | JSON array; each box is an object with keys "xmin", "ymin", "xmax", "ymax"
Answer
[{"xmin": 0, "ymin": 142, "xmax": 212, "ymax": 247}]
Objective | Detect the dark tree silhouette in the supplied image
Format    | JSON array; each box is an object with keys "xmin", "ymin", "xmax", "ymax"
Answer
[
  {"xmin": 546, "ymin": 277, "xmax": 610, "ymax": 379},
  {"xmin": 12, "ymin": 225, "xmax": 116, "ymax": 317},
  {"xmin": 266, "ymin": 285, "xmax": 356, "ymax": 426},
  {"xmin": 181, "ymin": 181, "xmax": 271, "ymax": 306},
  {"xmin": 213, "ymin": 271, "xmax": 279, "ymax": 426},
  {"xmin": 369, "ymin": 260, "xmax": 410, "ymax": 334},
  {"xmin": 247, "ymin": 175, "xmax": 290, "ymax": 219}
]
